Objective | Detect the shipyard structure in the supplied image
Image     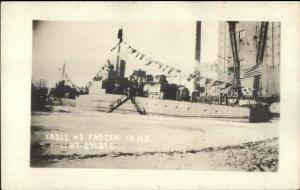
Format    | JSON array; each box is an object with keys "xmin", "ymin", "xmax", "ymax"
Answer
[{"xmin": 198, "ymin": 22, "xmax": 280, "ymax": 100}]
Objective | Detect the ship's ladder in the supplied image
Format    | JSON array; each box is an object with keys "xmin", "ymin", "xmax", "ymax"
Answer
[
  {"xmin": 131, "ymin": 98, "xmax": 146, "ymax": 115},
  {"xmin": 108, "ymin": 95, "xmax": 130, "ymax": 113},
  {"xmin": 108, "ymin": 95, "xmax": 146, "ymax": 115}
]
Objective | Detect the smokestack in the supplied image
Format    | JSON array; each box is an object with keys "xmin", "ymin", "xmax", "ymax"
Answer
[
  {"xmin": 195, "ymin": 21, "xmax": 201, "ymax": 63},
  {"xmin": 118, "ymin": 28, "xmax": 123, "ymax": 42},
  {"xmin": 193, "ymin": 21, "xmax": 202, "ymax": 92}
]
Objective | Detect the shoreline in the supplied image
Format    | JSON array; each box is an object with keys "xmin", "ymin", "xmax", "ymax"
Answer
[{"xmin": 31, "ymin": 138, "xmax": 278, "ymax": 172}]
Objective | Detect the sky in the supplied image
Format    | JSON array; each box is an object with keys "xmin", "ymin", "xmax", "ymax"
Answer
[{"xmin": 32, "ymin": 21, "xmax": 218, "ymax": 88}]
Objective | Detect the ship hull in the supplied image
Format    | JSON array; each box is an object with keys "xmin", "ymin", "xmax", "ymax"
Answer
[{"xmin": 75, "ymin": 94, "xmax": 268, "ymax": 122}]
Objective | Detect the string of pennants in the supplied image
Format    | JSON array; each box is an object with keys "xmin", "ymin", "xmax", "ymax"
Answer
[
  {"xmin": 61, "ymin": 40, "xmax": 260, "ymax": 91},
  {"xmin": 59, "ymin": 41, "xmax": 124, "ymax": 91},
  {"xmin": 61, "ymin": 59, "xmax": 112, "ymax": 92},
  {"xmin": 121, "ymin": 41, "xmax": 228, "ymax": 83},
  {"xmin": 122, "ymin": 41, "xmax": 182, "ymax": 77},
  {"xmin": 61, "ymin": 41, "xmax": 230, "ymax": 91}
]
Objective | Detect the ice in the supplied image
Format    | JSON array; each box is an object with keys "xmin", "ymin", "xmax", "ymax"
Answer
[{"xmin": 31, "ymin": 106, "xmax": 279, "ymax": 170}]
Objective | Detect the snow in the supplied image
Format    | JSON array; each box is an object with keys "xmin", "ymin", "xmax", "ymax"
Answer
[{"xmin": 31, "ymin": 106, "xmax": 279, "ymax": 170}]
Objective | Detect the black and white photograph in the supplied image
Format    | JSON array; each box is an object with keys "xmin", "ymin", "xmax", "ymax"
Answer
[
  {"xmin": 2, "ymin": 2, "xmax": 300, "ymax": 190},
  {"xmin": 31, "ymin": 20, "xmax": 280, "ymax": 171}
]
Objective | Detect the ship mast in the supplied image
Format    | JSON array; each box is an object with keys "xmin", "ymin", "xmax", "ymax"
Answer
[
  {"xmin": 228, "ymin": 21, "xmax": 242, "ymax": 99},
  {"xmin": 61, "ymin": 63, "xmax": 66, "ymax": 78},
  {"xmin": 116, "ymin": 28, "xmax": 123, "ymax": 79}
]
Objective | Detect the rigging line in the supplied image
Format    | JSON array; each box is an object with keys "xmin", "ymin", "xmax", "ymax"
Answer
[
  {"xmin": 130, "ymin": 43, "xmax": 189, "ymax": 80},
  {"xmin": 110, "ymin": 42, "xmax": 120, "ymax": 52},
  {"xmin": 124, "ymin": 42, "xmax": 192, "ymax": 80},
  {"xmin": 126, "ymin": 42, "xmax": 173, "ymax": 74},
  {"xmin": 63, "ymin": 45, "xmax": 113, "ymax": 88}
]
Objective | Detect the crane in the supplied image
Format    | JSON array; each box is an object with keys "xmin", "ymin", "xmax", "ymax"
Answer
[
  {"xmin": 228, "ymin": 21, "xmax": 242, "ymax": 98},
  {"xmin": 228, "ymin": 21, "xmax": 269, "ymax": 99},
  {"xmin": 253, "ymin": 22, "xmax": 268, "ymax": 98}
]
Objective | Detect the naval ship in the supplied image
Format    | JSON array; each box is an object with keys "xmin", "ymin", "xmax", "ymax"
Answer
[{"xmin": 65, "ymin": 21, "xmax": 280, "ymax": 123}]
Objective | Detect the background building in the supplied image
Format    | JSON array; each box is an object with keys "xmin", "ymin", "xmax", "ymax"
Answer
[
  {"xmin": 32, "ymin": 78, "xmax": 48, "ymax": 88},
  {"xmin": 198, "ymin": 21, "xmax": 280, "ymax": 98}
]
